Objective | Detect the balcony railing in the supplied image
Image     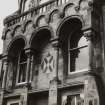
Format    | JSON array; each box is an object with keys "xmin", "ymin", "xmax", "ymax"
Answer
[{"xmin": 4, "ymin": 0, "xmax": 70, "ymax": 27}]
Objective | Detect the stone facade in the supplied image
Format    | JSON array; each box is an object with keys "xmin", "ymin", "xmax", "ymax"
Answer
[{"xmin": 0, "ymin": 0, "xmax": 105, "ymax": 105}]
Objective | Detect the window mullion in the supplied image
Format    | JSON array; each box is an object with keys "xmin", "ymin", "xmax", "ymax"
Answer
[{"xmin": 69, "ymin": 45, "xmax": 88, "ymax": 51}]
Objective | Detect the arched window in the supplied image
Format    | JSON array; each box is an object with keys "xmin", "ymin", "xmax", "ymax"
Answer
[
  {"xmin": 68, "ymin": 33, "xmax": 89, "ymax": 73},
  {"xmin": 7, "ymin": 38, "xmax": 26, "ymax": 87},
  {"xmin": 59, "ymin": 18, "xmax": 89, "ymax": 74}
]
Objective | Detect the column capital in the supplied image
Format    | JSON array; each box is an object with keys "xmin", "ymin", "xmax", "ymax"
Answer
[
  {"xmin": 83, "ymin": 28, "xmax": 96, "ymax": 40},
  {"xmin": 2, "ymin": 54, "xmax": 9, "ymax": 62},
  {"xmin": 51, "ymin": 38, "xmax": 59, "ymax": 49},
  {"xmin": 24, "ymin": 48, "xmax": 35, "ymax": 56}
]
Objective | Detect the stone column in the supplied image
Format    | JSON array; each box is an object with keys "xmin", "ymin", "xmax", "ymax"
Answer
[
  {"xmin": 25, "ymin": 48, "xmax": 33, "ymax": 84},
  {"xmin": 48, "ymin": 38, "xmax": 60, "ymax": 105},
  {"xmin": 20, "ymin": 48, "xmax": 33, "ymax": 105},
  {"xmin": 0, "ymin": 55, "xmax": 8, "ymax": 105},
  {"xmin": 2, "ymin": 55, "xmax": 8, "ymax": 90},
  {"xmin": 0, "ymin": 61, "xmax": 4, "ymax": 105},
  {"xmin": 83, "ymin": 29, "xmax": 95, "ymax": 71}
]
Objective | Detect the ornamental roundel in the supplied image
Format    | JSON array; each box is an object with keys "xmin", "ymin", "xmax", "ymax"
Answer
[{"xmin": 41, "ymin": 52, "xmax": 54, "ymax": 74}]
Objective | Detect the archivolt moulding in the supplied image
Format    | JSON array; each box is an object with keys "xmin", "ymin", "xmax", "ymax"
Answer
[
  {"xmin": 56, "ymin": 15, "xmax": 85, "ymax": 36},
  {"xmin": 7, "ymin": 35, "xmax": 27, "ymax": 54}
]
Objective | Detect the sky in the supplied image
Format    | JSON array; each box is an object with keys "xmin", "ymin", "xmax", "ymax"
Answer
[{"xmin": 0, "ymin": 0, "xmax": 18, "ymax": 54}]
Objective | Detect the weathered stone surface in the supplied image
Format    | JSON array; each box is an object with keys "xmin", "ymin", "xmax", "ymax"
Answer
[{"xmin": 0, "ymin": 0, "xmax": 105, "ymax": 105}]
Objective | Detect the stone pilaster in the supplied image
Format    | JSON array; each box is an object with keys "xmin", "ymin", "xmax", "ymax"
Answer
[
  {"xmin": 2, "ymin": 56, "xmax": 8, "ymax": 90},
  {"xmin": 20, "ymin": 87, "xmax": 28, "ymax": 105},
  {"xmin": 49, "ymin": 79, "xmax": 58, "ymax": 105},
  {"xmin": 48, "ymin": 38, "xmax": 60, "ymax": 105},
  {"xmin": 84, "ymin": 77, "xmax": 99, "ymax": 105},
  {"xmin": 84, "ymin": 28, "xmax": 103, "ymax": 74},
  {"xmin": 0, "ymin": 55, "xmax": 8, "ymax": 105},
  {"xmin": 52, "ymin": 39, "xmax": 59, "ymax": 79},
  {"xmin": 83, "ymin": 29, "xmax": 95, "ymax": 71}
]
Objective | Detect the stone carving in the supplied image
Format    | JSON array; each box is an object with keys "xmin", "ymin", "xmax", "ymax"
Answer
[
  {"xmin": 41, "ymin": 53, "xmax": 54, "ymax": 74},
  {"xmin": 84, "ymin": 78, "xmax": 99, "ymax": 105},
  {"xmin": 18, "ymin": 0, "xmax": 39, "ymax": 12}
]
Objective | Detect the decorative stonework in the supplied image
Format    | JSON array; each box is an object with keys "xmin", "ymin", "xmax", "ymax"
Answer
[
  {"xmin": 83, "ymin": 29, "xmax": 95, "ymax": 41},
  {"xmin": 84, "ymin": 78, "xmax": 99, "ymax": 105},
  {"xmin": 24, "ymin": 0, "xmax": 36, "ymax": 11},
  {"xmin": 13, "ymin": 25, "xmax": 22, "ymax": 36},
  {"xmin": 41, "ymin": 52, "xmax": 54, "ymax": 74},
  {"xmin": 37, "ymin": 15, "xmax": 47, "ymax": 27},
  {"xmin": 49, "ymin": 10, "xmax": 60, "ymax": 22},
  {"xmin": 49, "ymin": 79, "xmax": 58, "ymax": 105},
  {"xmin": 79, "ymin": 0, "xmax": 93, "ymax": 9},
  {"xmin": 1, "ymin": 0, "xmax": 104, "ymax": 105}
]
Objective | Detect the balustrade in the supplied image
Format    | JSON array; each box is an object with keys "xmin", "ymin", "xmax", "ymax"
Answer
[{"xmin": 4, "ymin": 0, "xmax": 73, "ymax": 27}]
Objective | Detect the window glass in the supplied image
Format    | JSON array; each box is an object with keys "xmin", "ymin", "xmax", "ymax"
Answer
[
  {"xmin": 69, "ymin": 36, "xmax": 89, "ymax": 72},
  {"xmin": 75, "ymin": 36, "xmax": 89, "ymax": 71}
]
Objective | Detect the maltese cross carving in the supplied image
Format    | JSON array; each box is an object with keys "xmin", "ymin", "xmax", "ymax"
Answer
[{"xmin": 41, "ymin": 53, "xmax": 54, "ymax": 74}]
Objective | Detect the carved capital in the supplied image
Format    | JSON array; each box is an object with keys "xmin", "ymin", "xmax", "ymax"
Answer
[
  {"xmin": 52, "ymin": 39, "xmax": 59, "ymax": 50},
  {"xmin": 25, "ymin": 48, "xmax": 34, "ymax": 57},
  {"xmin": 2, "ymin": 55, "xmax": 9, "ymax": 62},
  {"xmin": 83, "ymin": 29, "xmax": 95, "ymax": 40}
]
